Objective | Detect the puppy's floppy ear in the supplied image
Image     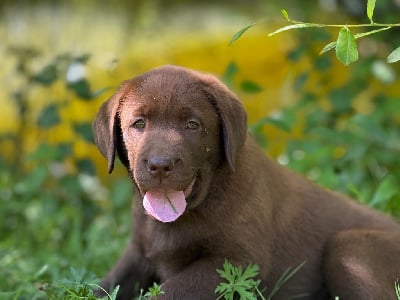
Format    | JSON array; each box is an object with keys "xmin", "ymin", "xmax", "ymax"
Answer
[
  {"xmin": 92, "ymin": 88, "xmax": 126, "ymax": 174},
  {"xmin": 202, "ymin": 76, "xmax": 247, "ymax": 171}
]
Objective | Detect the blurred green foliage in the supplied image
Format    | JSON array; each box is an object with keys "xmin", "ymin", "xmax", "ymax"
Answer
[
  {"xmin": 0, "ymin": 48, "xmax": 133, "ymax": 299},
  {"xmin": 251, "ymin": 28, "xmax": 400, "ymax": 217}
]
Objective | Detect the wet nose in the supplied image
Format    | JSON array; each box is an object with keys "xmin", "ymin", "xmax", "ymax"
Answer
[{"xmin": 146, "ymin": 157, "xmax": 178, "ymax": 177}]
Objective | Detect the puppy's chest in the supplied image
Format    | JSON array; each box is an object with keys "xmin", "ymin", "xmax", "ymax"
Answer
[{"xmin": 142, "ymin": 223, "xmax": 204, "ymax": 274}]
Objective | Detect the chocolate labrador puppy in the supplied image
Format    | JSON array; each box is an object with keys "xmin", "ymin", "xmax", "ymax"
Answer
[{"xmin": 93, "ymin": 65, "xmax": 400, "ymax": 299}]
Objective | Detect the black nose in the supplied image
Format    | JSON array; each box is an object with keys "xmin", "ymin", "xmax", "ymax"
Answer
[{"xmin": 146, "ymin": 157, "xmax": 178, "ymax": 177}]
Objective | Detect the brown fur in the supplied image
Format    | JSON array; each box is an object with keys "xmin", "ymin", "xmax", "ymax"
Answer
[{"xmin": 93, "ymin": 65, "xmax": 400, "ymax": 299}]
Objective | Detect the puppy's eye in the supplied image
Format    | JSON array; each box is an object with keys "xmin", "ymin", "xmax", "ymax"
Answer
[
  {"xmin": 185, "ymin": 120, "xmax": 200, "ymax": 130},
  {"xmin": 132, "ymin": 119, "xmax": 146, "ymax": 129}
]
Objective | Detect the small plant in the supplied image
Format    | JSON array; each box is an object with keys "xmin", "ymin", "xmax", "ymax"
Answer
[
  {"xmin": 47, "ymin": 282, "xmax": 98, "ymax": 300},
  {"xmin": 395, "ymin": 280, "xmax": 400, "ymax": 300},
  {"xmin": 36, "ymin": 268, "xmax": 115, "ymax": 300},
  {"xmin": 137, "ymin": 282, "xmax": 164, "ymax": 300},
  {"xmin": 144, "ymin": 282, "xmax": 164, "ymax": 300},
  {"xmin": 231, "ymin": 0, "xmax": 400, "ymax": 66},
  {"xmin": 216, "ymin": 260, "xmax": 264, "ymax": 300},
  {"xmin": 216, "ymin": 260, "xmax": 306, "ymax": 300}
]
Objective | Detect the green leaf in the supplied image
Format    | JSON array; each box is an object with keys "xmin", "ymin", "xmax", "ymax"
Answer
[
  {"xmin": 230, "ymin": 23, "xmax": 256, "ymax": 45},
  {"xmin": 387, "ymin": 46, "xmax": 400, "ymax": 63},
  {"xmin": 222, "ymin": 62, "xmax": 239, "ymax": 88},
  {"xmin": 75, "ymin": 158, "xmax": 96, "ymax": 175},
  {"xmin": 281, "ymin": 9, "xmax": 290, "ymax": 21},
  {"xmin": 320, "ymin": 41, "xmax": 337, "ymax": 55},
  {"xmin": 37, "ymin": 104, "xmax": 60, "ymax": 128},
  {"xmin": 240, "ymin": 80, "xmax": 263, "ymax": 93},
  {"xmin": 367, "ymin": 0, "xmax": 376, "ymax": 24},
  {"xmin": 293, "ymin": 72, "xmax": 309, "ymax": 91},
  {"xmin": 68, "ymin": 79, "xmax": 93, "ymax": 100},
  {"xmin": 329, "ymin": 82, "xmax": 363, "ymax": 114},
  {"xmin": 241, "ymin": 264, "xmax": 259, "ymax": 281},
  {"xmin": 73, "ymin": 122, "xmax": 94, "ymax": 143},
  {"xmin": 269, "ymin": 23, "xmax": 323, "ymax": 36},
  {"xmin": 287, "ymin": 44, "xmax": 306, "ymax": 62},
  {"xmin": 314, "ymin": 55, "xmax": 332, "ymax": 71},
  {"xmin": 335, "ymin": 27, "xmax": 358, "ymax": 66},
  {"xmin": 31, "ymin": 63, "xmax": 58, "ymax": 86},
  {"xmin": 370, "ymin": 176, "xmax": 398, "ymax": 209}
]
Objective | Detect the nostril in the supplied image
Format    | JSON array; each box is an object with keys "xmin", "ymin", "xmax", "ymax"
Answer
[{"xmin": 164, "ymin": 165, "xmax": 172, "ymax": 172}]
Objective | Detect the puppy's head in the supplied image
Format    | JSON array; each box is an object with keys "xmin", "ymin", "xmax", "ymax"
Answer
[{"xmin": 93, "ymin": 65, "xmax": 247, "ymax": 220}]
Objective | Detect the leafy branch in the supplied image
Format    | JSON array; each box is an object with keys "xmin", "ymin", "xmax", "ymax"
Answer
[{"xmin": 231, "ymin": 0, "xmax": 400, "ymax": 66}]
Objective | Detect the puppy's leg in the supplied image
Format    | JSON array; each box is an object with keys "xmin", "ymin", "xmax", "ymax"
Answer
[
  {"xmin": 323, "ymin": 229, "xmax": 400, "ymax": 300},
  {"xmin": 96, "ymin": 242, "xmax": 156, "ymax": 300},
  {"xmin": 157, "ymin": 257, "xmax": 227, "ymax": 300}
]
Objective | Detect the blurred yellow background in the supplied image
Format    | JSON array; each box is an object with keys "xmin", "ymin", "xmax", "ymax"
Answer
[
  {"xmin": 1, "ymin": 0, "xmax": 398, "ymax": 177},
  {"xmin": 0, "ymin": 1, "xmax": 292, "ymax": 173}
]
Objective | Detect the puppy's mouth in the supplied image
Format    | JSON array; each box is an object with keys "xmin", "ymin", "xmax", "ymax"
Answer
[{"xmin": 142, "ymin": 176, "xmax": 197, "ymax": 223}]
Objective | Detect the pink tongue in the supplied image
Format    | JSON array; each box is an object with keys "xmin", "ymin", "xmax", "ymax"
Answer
[{"xmin": 143, "ymin": 190, "xmax": 187, "ymax": 223}]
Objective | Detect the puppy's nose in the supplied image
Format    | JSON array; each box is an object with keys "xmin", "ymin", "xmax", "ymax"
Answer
[{"xmin": 146, "ymin": 157, "xmax": 177, "ymax": 177}]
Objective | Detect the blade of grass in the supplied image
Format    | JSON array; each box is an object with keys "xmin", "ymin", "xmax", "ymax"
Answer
[{"xmin": 267, "ymin": 261, "xmax": 306, "ymax": 300}]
